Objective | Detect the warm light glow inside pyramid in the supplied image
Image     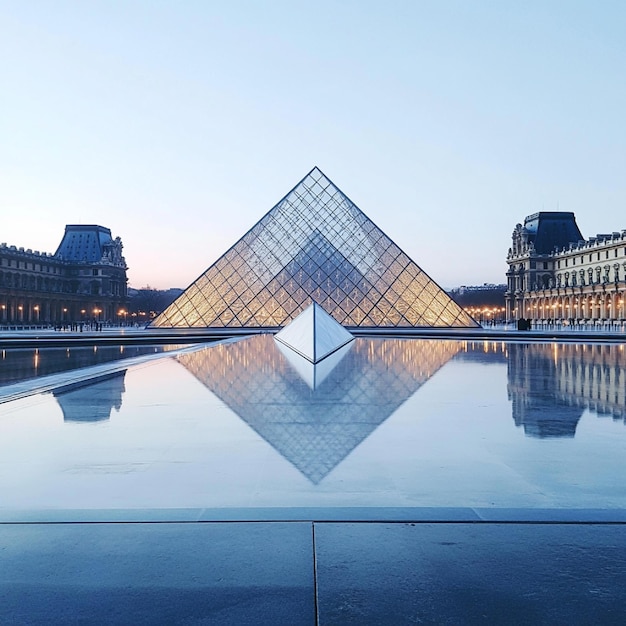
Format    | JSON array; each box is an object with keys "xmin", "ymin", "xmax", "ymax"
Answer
[{"xmin": 151, "ymin": 167, "xmax": 478, "ymax": 328}]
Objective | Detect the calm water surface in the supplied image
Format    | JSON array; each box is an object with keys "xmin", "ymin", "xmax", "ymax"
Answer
[
  {"xmin": 0, "ymin": 344, "xmax": 176, "ymax": 386},
  {"xmin": 0, "ymin": 335, "xmax": 624, "ymax": 510}
]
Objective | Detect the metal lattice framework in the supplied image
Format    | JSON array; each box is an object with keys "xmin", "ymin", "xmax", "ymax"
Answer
[{"xmin": 152, "ymin": 167, "xmax": 478, "ymax": 328}]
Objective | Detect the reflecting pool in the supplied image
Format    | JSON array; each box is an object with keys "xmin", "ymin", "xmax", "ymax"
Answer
[
  {"xmin": 0, "ymin": 335, "xmax": 625, "ymax": 511},
  {"xmin": 0, "ymin": 344, "xmax": 181, "ymax": 386}
]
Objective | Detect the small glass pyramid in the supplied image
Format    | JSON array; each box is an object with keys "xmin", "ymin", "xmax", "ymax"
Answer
[
  {"xmin": 151, "ymin": 167, "xmax": 478, "ymax": 328},
  {"xmin": 275, "ymin": 302, "xmax": 354, "ymax": 363}
]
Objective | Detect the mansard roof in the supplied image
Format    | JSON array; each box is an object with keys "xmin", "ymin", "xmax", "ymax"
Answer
[
  {"xmin": 54, "ymin": 225, "xmax": 116, "ymax": 263},
  {"xmin": 523, "ymin": 212, "xmax": 583, "ymax": 254}
]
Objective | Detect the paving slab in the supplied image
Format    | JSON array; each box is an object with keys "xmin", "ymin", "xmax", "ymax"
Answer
[
  {"xmin": 0, "ymin": 508, "xmax": 206, "ymax": 523},
  {"xmin": 473, "ymin": 507, "xmax": 626, "ymax": 523},
  {"xmin": 315, "ymin": 522, "xmax": 626, "ymax": 625},
  {"xmin": 194, "ymin": 507, "xmax": 482, "ymax": 522},
  {"xmin": 0, "ymin": 522, "xmax": 314, "ymax": 625}
]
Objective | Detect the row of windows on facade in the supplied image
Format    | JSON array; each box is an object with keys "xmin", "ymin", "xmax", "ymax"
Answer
[
  {"xmin": 0, "ymin": 257, "xmax": 62, "ymax": 273},
  {"xmin": 554, "ymin": 247, "xmax": 626, "ymax": 266},
  {"xmin": 512, "ymin": 262, "xmax": 626, "ymax": 291},
  {"xmin": 0, "ymin": 272, "xmax": 125, "ymax": 296},
  {"xmin": 0, "ymin": 257, "xmax": 112, "ymax": 276},
  {"xmin": 519, "ymin": 263, "xmax": 626, "ymax": 290}
]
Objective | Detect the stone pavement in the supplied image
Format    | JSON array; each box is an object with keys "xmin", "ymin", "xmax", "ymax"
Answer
[{"xmin": 2, "ymin": 514, "xmax": 626, "ymax": 624}]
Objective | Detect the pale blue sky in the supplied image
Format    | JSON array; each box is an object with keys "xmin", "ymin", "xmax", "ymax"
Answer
[{"xmin": 1, "ymin": 1, "xmax": 625, "ymax": 289}]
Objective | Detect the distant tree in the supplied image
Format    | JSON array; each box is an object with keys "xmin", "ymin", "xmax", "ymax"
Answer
[
  {"xmin": 448, "ymin": 285, "xmax": 506, "ymax": 308},
  {"xmin": 447, "ymin": 284, "xmax": 507, "ymax": 322},
  {"xmin": 127, "ymin": 286, "xmax": 183, "ymax": 320}
]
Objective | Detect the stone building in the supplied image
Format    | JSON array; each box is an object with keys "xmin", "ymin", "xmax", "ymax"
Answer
[
  {"xmin": 0, "ymin": 225, "xmax": 128, "ymax": 326},
  {"xmin": 506, "ymin": 212, "xmax": 626, "ymax": 325}
]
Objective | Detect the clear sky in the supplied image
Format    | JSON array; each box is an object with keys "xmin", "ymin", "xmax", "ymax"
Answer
[{"xmin": 1, "ymin": 1, "xmax": 625, "ymax": 290}]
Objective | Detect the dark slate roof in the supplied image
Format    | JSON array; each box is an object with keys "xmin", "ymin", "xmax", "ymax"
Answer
[
  {"xmin": 523, "ymin": 212, "xmax": 583, "ymax": 254},
  {"xmin": 54, "ymin": 225, "xmax": 114, "ymax": 262}
]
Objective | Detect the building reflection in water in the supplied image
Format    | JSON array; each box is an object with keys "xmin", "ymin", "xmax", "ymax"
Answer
[
  {"xmin": 458, "ymin": 339, "xmax": 626, "ymax": 437},
  {"xmin": 53, "ymin": 370, "xmax": 127, "ymax": 423},
  {"xmin": 506, "ymin": 342, "xmax": 626, "ymax": 438},
  {"xmin": 176, "ymin": 335, "xmax": 462, "ymax": 483},
  {"xmin": 0, "ymin": 345, "xmax": 168, "ymax": 387}
]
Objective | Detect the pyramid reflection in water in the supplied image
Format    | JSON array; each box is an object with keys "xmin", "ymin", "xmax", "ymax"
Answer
[
  {"xmin": 275, "ymin": 340, "xmax": 353, "ymax": 390},
  {"xmin": 176, "ymin": 335, "xmax": 461, "ymax": 483}
]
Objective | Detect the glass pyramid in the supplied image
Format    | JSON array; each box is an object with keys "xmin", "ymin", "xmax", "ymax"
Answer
[
  {"xmin": 275, "ymin": 302, "xmax": 354, "ymax": 363},
  {"xmin": 151, "ymin": 167, "xmax": 478, "ymax": 328}
]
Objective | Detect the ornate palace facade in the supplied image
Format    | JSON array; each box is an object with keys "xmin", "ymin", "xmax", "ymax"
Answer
[
  {"xmin": 506, "ymin": 212, "xmax": 626, "ymax": 325},
  {"xmin": 0, "ymin": 225, "xmax": 128, "ymax": 326}
]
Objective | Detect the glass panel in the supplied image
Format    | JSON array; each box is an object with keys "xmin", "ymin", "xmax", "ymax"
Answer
[{"xmin": 403, "ymin": 306, "xmax": 421, "ymax": 326}]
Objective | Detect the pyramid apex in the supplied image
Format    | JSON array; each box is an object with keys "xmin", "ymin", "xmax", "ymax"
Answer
[{"xmin": 304, "ymin": 165, "xmax": 327, "ymax": 180}]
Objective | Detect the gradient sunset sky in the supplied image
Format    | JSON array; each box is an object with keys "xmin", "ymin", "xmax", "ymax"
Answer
[{"xmin": 1, "ymin": 1, "xmax": 625, "ymax": 289}]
